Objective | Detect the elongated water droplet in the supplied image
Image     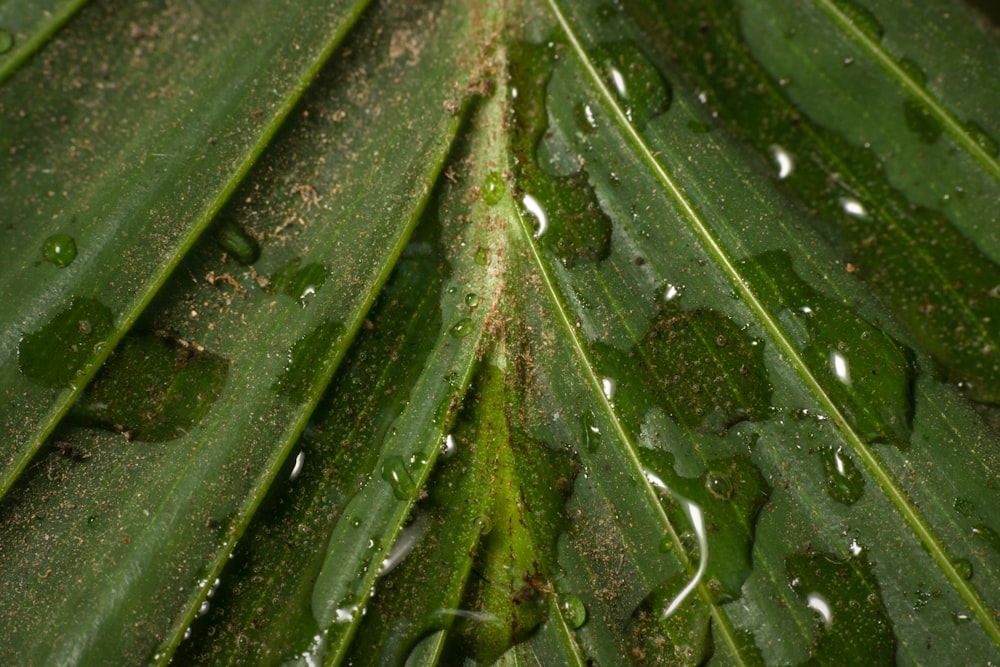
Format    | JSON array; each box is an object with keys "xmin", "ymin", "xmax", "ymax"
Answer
[
  {"xmin": 381, "ymin": 455, "xmax": 416, "ymax": 500},
  {"xmin": 42, "ymin": 234, "xmax": 78, "ymax": 267},
  {"xmin": 215, "ymin": 219, "xmax": 260, "ymax": 265}
]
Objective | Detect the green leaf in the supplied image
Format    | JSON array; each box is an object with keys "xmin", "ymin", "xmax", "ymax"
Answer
[{"xmin": 2, "ymin": 0, "xmax": 999, "ymax": 665}]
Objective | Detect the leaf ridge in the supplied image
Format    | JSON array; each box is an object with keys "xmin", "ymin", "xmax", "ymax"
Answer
[{"xmin": 547, "ymin": 0, "xmax": 1000, "ymax": 648}]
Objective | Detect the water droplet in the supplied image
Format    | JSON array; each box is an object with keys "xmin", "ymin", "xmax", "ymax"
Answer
[
  {"xmin": 596, "ymin": 41, "xmax": 672, "ymax": 127},
  {"xmin": 786, "ymin": 552, "xmax": 896, "ymax": 663},
  {"xmin": 903, "ymin": 98, "xmax": 943, "ymax": 144},
  {"xmin": 601, "ymin": 376, "xmax": 616, "ymax": 401},
  {"xmin": 440, "ymin": 433, "xmax": 457, "ymax": 458},
  {"xmin": 465, "ymin": 292, "xmax": 480, "ymax": 308},
  {"xmin": 952, "ymin": 558, "xmax": 973, "ymax": 580},
  {"xmin": 475, "ymin": 246, "xmax": 488, "ymax": 266},
  {"xmin": 18, "ymin": 297, "xmax": 114, "ymax": 387},
  {"xmin": 381, "ymin": 455, "xmax": 416, "ymax": 500},
  {"xmin": 819, "ymin": 446, "xmax": 865, "ymax": 505},
  {"xmin": 661, "ymin": 283, "xmax": 682, "ymax": 302},
  {"xmin": 832, "ymin": 0, "xmax": 884, "ymax": 42},
  {"xmin": 71, "ymin": 334, "xmax": 229, "ymax": 441},
  {"xmin": 449, "ymin": 317, "xmax": 474, "ymax": 338},
  {"xmin": 770, "ymin": 144, "xmax": 794, "ymax": 179},
  {"xmin": 560, "ymin": 595, "xmax": 587, "ymax": 629},
  {"xmin": 972, "ymin": 524, "xmax": 1000, "ymax": 555},
  {"xmin": 0, "ymin": 29, "xmax": 12, "ymax": 54},
  {"xmin": 705, "ymin": 472, "xmax": 733, "ymax": 500},
  {"xmin": 215, "ymin": 219, "xmax": 260, "ymax": 265},
  {"xmin": 964, "ymin": 120, "xmax": 999, "ymax": 156},
  {"xmin": 379, "ymin": 518, "xmax": 425, "ymax": 576},
  {"xmin": 580, "ymin": 410, "xmax": 600, "ymax": 452},
  {"xmin": 268, "ymin": 259, "xmax": 329, "ymax": 305},
  {"xmin": 272, "ymin": 319, "xmax": 344, "ymax": 401},
  {"xmin": 473, "ymin": 515, "xmax": 492, "ymax": 535},
  {"xmin": 42, "ymin": 234, "xmax": 78, "ymax": 267},
  {"xmin": 483, "ymin": 171, "xmax": 506, "ymax": 205},
  {"xmin": 829, "ymin": 349, "xmax": 851, "ymax": 384},
  {"xmin": 896, "ymin": 57, "xmax": 927, "ymax": 87},
  {"xmin": 574, "ymin": 101, "xmax": 599, "ymax": 134}
]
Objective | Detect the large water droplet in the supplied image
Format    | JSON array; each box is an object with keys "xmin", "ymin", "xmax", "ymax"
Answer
[
  {"xmin": 42, "ymin": 234, "xmax": 78, "ymax": 267},
  {"xmin": 18, "ymin": 297, "xmax": 114, "ymax": 387},
  {"xmin": 72, "ymin": 333, "xmax": 229, "ymax": 441},
  {"xmin": 215, "ymin": 219, "xmax": 260, "ymax": 265},
  {"xmin": 832, "ymin": 0, "xmax": 884, "ymax": 41},
  {"xmin": 786, "ymin": 551, "xmax": 895, "ymax": 663},
  {"xmin": 381, "ymin": 455, "xmax": 416, "ymax": 500},
  {"xmin": 595, "ymin": 40, "xmax": 672, "ymax": 127},
  {"xmin": 819, "ymin": 446, "xmax": 865, "ymax": 505}
]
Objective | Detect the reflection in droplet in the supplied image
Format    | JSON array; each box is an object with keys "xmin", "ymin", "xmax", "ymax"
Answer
[
  {"xmin": 440, "ymin": 433, "xmax": 457, "ymax": 459},
  {"xmin": 522, "ymin": 193, "xmax": 548, "ymax": 238},
  {"xmin": 840, "ymin": 197, "xmax": 867, "ymax": 219},
  {"xmin": 334, "ymin": 604, "xmax": 360, "ymax": 623},
  {"xmin": 379, "ymin": 519, "xmax": 425, "ymax": 576},
  {"xmin": 770, "ymin": 144, "xmax": 794, "ymax": 179},
  {"xmin": 608, "ymin": 65, "xmax": 628, "ymax": 98},
  {"xmin": 663, "ymin": 500, "xmax": 707, "ymax": 618},
  {"xmin": 289, "ymin": 451, "xmax": 306, "ymax": 481},
  {"xmin": 806, "ymin": 592, "xmax": 833, "ymax": 627},
  {"xmin": 42, "ymin": 234, "xmax": 78, "ymax": 267},
  {"xmin": 449, "ymin": 318, "xmax": 474, "ymax": 338},
  {"xmin": 483, "ymin": 171, "xmax": 506, "ymax": 206},
  {"xmin": 662, "ymin": 283, "xmax": 680, "ymax": 301},
  {"xmin": 601, "ymin": 376, "xmax": 616, "ymax": 400},
  {"xmin": 829, "ymin": 349, "xmax": 851, "ymax": 384},
  {"xmin": 381, "ymin": 455, "xmax": 416, "ymax": 500},
  {"xmin": 465, "ymin": 292, "xmax": 480, "ymax": 308}
]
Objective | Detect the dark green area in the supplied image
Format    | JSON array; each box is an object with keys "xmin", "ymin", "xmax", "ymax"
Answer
[
  {"xmin": 621, "ymin": 0, "xmax": 1000, "ymax": 405},
  {"xmin": 17, "ymin": 297, "xmax": 114, "ymax": 387},
  {"xmin": 271, "ymin": 319, "xmax": 345, "ymax": 401},
  {"xmin": 214, "ymin": 218, "xmax": 261, "ymax": 265},
  {"xmin": 71, "ymin": 334, "xmax": 229, "ymax": 441},
  {"xmin": 267, "ymin": 259, "xmax": 330, "ymax": 305}
]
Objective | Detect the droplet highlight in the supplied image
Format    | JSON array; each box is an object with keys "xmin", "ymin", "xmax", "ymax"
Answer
[
  {"xmin": 560, "ymin": 595, "xmax": 587, "ymax": 629},
  {"xmin": 449, "ymin": 317, "xmax": 474, "ymax": 338},
  {"xmin": 595, "ymin": 40, "xmax": 672, "ymax": 127},
  {"xmin": 482, "ymin": 171, "xmax": 505, "ymax": 205},
  {"xmin": 42, "ymin": 234, "xmax": 78, "ymax": 267}
]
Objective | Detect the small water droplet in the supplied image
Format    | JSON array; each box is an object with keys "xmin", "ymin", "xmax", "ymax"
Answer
[
  {"xmin": 705, "ymin": 472, "xmax": 733, "ymax": 500},
  {"xmin": 381, "ymin": 455, "xmax": 416, "ymax": 500},
  {"xmin": 473, "ymin": 515, "xmax": 492, "ymax": 535},
  {"xmin": 483, "ymin": 171, "xmax": 506, "ymax": 205},
  {"xmin": 0, "ymin": 29, "xmax": 12, "ymax": 54},
  {"xmin": 832, "ymin": 0, "xmax": 884, "ymax": 41},
  {"xmin": 465, "ymin": 292, "xmax": 480, "ymax": 308},
  {"xmin": 449, "ymin": 317, "xmax": 474, "ymax": 338},
  {"xmin": 475, "ymin": 246, "xmax": 488, "ymax": 266},
  {"xmin": 42, "ymin": 234, "xmax": 78, "ymax": 267},
  {"xmin": 819, "ymin": 446, "xmax": 865, "ymax": 505},
  {"xmin": 560, "ymin": 595, "xmax": 587, "ymax": 629},
  {"xmin": 581, "ymin": 410, "xmax": 600, "ymax": 452},
  {"xmin": 289, "ymin": 451, "xmax": 306, "ymax": 480},
  {"xmin": 972, "ymin": 524, "xmax": 1000, "ymax": 555},
  {"xmin": 440, "ymin": 433, "xmax": 457, "ymax": 458},
  {"xmin": 840, "ymin": 197, "xmax": 868, "ymax": 219}
]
